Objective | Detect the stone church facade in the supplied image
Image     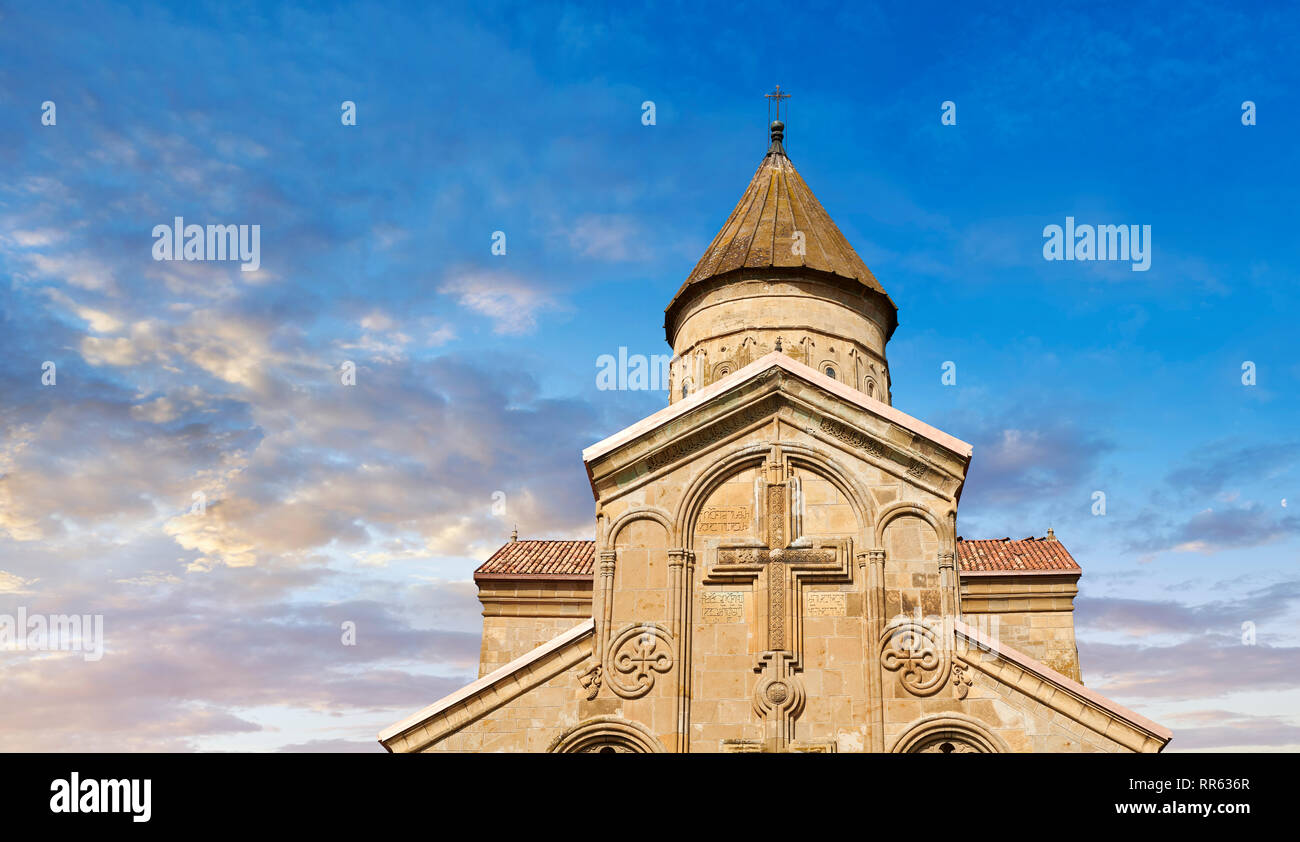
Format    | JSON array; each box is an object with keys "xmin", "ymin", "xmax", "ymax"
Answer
[{"xmin": 379, "ymin": 121, "xmax": 1172, "ymax": 754}]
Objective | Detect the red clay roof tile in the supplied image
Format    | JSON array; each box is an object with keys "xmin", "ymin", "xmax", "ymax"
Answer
[
  {"xmin": 955, "ymin": 537, "xmax": 1081, "ymax": 574},
  {"xmin": 474, "ymin": 540, "xmax": 595, "ymax": 579}
]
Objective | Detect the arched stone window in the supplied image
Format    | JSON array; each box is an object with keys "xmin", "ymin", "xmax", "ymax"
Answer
[
  {"xmin": 890, "ymin": 713, "xmax": 1009, "ymax": 754},
  {"xmin": 914, "ymin": 736, "xmax": 981, "ymax": 753},
  {"xmin": 547, "ymin": 716, "xmax": 667, "ymax": 754}
]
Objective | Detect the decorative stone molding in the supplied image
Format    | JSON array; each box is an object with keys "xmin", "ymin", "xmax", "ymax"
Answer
[
  {"xmin": 753, "ymin": 651, "xmax": 806, "ymax": 752},
  {"xmin": 547, "ymin": 716, "xmax": 667, "ymax": 754},
  {"xmin": 753, "ymin": 651, "xmax": 805, "ymax": 720},
  {"xmin": 818, "ymin": 415, "xmax": 884, "ymax": 457},
  {"xmin": 604, "ymin": 623, "xmax": 674, "ymax": 699},
  {"xmin": 642, "ymin": 399, "xmax": 775, "ymax": 473},
  {"xmin": 951, "ymin": 661, "xmax": 972, "ymax": 700},
  {"xmin": 577, "ymin": 663, "xmax": 602, "ymax": 700},
  {"xmin": 880, "ymin": 617, "xmax": 950, "ymax": 697}
]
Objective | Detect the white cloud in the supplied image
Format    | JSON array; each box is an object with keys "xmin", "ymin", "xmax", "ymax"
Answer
[
  {"xmin": 439, "ymin": 272, "xmax": 560, "ymax": 335},
  {"xmin": 0, "ymin": 570, "xmax": 38, "ymax": 594},
  {"xmin": 130, "ymin": 396, "xmax": 180, "ymax": 424}
]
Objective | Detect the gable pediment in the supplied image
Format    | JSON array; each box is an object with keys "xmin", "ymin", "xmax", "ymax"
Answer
[
  {"xmin": 951, "ymin": 619, "xmax": 1171, "ymax": 753},
  {"xmin": 583, "ymin": 352, "xmax": 971, "ymax": 503}
]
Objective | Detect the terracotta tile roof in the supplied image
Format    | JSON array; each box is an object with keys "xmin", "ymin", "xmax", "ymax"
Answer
[
  {"xmin": 473, "ymin": 539, "xmax": 595, "ymax": 580},
  {"xmin": 956, "ymin": 537, "xmax": 1081, "ymax": 575},
  {"xmin": 475, "ymin": 536, "xmax": 1081, "ymax": 579},
  {"xmin": 665, "ymin": 123, "xmax": 897, "ymax": 341}
]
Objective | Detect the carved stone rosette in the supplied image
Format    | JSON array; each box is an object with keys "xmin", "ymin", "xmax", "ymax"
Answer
[
  {"xmin": 880, "ymin": 618, "xmax": 950, "ymax": 697},
  {"xmin": 605, "ymin": 623, "xmax": 674, "ymax": 699}
]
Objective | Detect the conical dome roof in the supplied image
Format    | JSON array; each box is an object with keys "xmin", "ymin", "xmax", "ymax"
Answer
[{"xmin": 666, "ymin": 121, "xmax": 897, "ymax": 339}]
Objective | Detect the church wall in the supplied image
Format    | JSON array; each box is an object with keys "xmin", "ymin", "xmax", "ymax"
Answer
[
  {"xmin": 876, "ymin": 514, "xmax": 970, "ymax": 750},
  {"xmin": 876, "ymin": 627, "xmax": 1154, "ymax": 753},
  {"xmin": 959, "ymin": 575, "xmax": 1083, "ymax": 683},
  {"xmin": 476, "ymin": 578, "xmax": 593, "ymax": 677}
]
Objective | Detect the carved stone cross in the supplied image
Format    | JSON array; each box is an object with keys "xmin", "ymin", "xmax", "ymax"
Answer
[{"xmin": 703, "ymin": 449, "xmax": 853, "ymax": 750}]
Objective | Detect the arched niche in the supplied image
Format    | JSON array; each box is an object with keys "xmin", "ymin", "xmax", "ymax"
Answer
[
  {"xmin": 606, "ymin": 506, "xmax": 676, "ymax": 549},
  {"xmin": 873, "ymin": 501, "xmax": 948, "ymax": 550},
  {"xmin": 878, "ymin": 508, "xmax": 942, "ymax": 620},
  {"xmin": 610, "ymin": 516, "xmax": 671, "ymax": 627}
]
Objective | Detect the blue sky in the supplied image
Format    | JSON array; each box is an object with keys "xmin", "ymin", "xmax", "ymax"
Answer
[{"xmin": 0, "ymin": 0, "xmax": 1298, "ymax": 750}]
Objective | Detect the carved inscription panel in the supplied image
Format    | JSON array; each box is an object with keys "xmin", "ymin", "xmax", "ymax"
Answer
[
  {"xmin": 805, "ymin": 591, "xmax": 847, "ymax": 617},
  {"xmin": 697, "ymin": 506, "xmax": 751, "ymax": 535},
  {"xmin": 701, "ymin": 591, "xmax": 745, "ymax": 623}
]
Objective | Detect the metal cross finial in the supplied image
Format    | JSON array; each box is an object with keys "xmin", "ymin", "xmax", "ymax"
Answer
[{"xmin": 765, "ymin": 84, "xmax": 791, "ymax": 122}]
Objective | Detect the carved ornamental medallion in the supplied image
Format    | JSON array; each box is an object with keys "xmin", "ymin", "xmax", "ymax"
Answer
[
  {"xmin": 604, "ymin": 623, "xmax": 674, "ymax": 699},
  {"xmin": 880, "ymin": 618, "xmax": 950, "ymax": 697}
]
